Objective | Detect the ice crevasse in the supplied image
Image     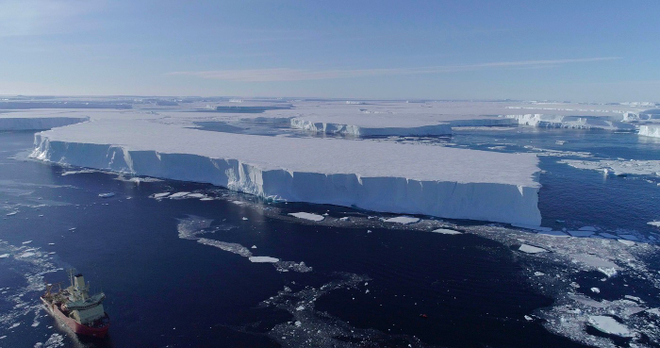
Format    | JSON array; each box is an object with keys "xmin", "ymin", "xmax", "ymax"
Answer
[{"xmin": 30, "ymin": 119, "xmax": 542, "ymax": 226}]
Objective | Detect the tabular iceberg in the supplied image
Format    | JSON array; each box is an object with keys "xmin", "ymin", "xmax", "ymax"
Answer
[{"xmin": 31, "ymin": 118, "xmax": 542, "ymax": 226}]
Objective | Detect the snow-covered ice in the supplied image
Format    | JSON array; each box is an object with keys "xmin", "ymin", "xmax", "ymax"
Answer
[
  {"xmin": 588, "ymin": 315, "xmax": 633, "ymax": 337},
  {"xmin": 431, "ymin": 228, "xmax": 462, "ymax": 235},
  {"xmin": 518, "ymin": 244, "xmax": 549, "ymax": 254},
  {"xmin": 381, "ymin": 216, "xmax": 420, "ymax": 225},
  {"xmin": 249, "ymin": 256, "xmax": 280, "ymax": 263},
  {"xmin": 288, "ymin": 212, "xmax": 325, "ymax": 222}
]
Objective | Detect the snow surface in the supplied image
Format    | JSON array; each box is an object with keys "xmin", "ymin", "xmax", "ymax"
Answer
[{"xmin": 29, "ymin": 112, "xmax": 543, "ymax": 225}]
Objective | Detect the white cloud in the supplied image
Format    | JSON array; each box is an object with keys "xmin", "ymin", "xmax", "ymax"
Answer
[{"xmin": 167, "ymin": 57, "xmax": 621, "ymax": 82}]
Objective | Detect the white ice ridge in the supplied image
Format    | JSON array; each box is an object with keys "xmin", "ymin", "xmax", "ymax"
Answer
[
  {"xmin": 504, "ymin": 114, "xmax": 636, "ymax": 131},
  {"xmin": 639, "ymin": 125, "xmax": 660, "ymax": 138},
  {"xmin": 31, "ymin": 118, "xmax": 542, "ymax": 225}
]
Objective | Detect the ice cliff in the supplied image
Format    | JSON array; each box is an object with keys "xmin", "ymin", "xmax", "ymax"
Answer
[{"xmin": 639, "ymin": 125, "xmax": 660, "ymax": 138}]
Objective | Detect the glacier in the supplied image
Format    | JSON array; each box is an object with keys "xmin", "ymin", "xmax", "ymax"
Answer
[{"xmin": 29, "ymin": 116, "xmax": 542, "ymax": 226}]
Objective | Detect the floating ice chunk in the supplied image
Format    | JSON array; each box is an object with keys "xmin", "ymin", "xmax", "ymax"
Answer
[
  {"xmin": 21, "ymin": 240, "xmax": 32, "ymax": 245},
  {"xmin": 185, "ymin": 193, "xmax": 206, "ymax": 199},
  {"xmin": 152, "ymin": 192, "xmax": 171, "ymax": 199},
  {"xmin": 598, "ymin": 267, "xmax": 618, "ymax": 278},
  {"xmin": 9, "ymin": 322, "xmax": 20, "ymax": 329},
  {"xmin": 6, "ymin": 211, "xmax": 18, "ymax": 216},
  {"xmin": 98, "ymin": 192, "xmax": 115, "ymax": 198},
  {"xmin": 242, "ymin": 217, "xmax": 248, "ymax": 221},
  {"xmin": 168, "ymin": 192, "xmax": 190, "ymax": 199},
  {"xmin": 648, "ymin": 221, "xmax": 660, "ymax": 228},
  {"xmin": 249, "ymin": 256, "xmax": 280, "ymax": 263},
  {"xmin": 518, "ymin": 244, "xmax": 548, "ymax": 254},
  {"xmin": 0, "ymin": 253, "xmax": 9, "ymax": 259},
  {"xmin": 19, "ymin": 252, "xmax": 35, "ymax": 258},
  {"xmin": 381, "ymin": 216, "xmax": 420, "ymax": 225},
  {"xmin": 339, "ymin": 217, "xmax": 350, "ymax": 221},
  {"xmin": 288, "ymin": 212, "xmax": 325, "ymax": 222},
  {"xmin": 534, "ymin": 271, "xmax": 545, "ymax": 276},
  {"xmin": 196, "ymin": 238, "xmax": 253, "ymax": 258},
  {"xmin": 524, "ymin": 315, "xmax": 533, "ymax": 321},
  {"xmin": 568, "ymin": 230, "xmax": 595, "ymax": 237},
  {"xmin": 431, "ymin": 228, "xmax": 462, "ymax": 235},
  {"xmin": 251, "ymin": 245, "xmax": 257, "ymax": 249},
  {"xmin": 587, "ymin": 315, "xmax": 633, "ymax": 337},
  {"xmin": 61, "ymin": 169, "xmax": 97, "ymax": 176},
  {"xmin": 590, "ymin": 287, "xmax": 600, "ymax": 294}
]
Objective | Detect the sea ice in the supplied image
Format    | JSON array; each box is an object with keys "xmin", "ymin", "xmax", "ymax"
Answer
[
  {"xmin": 0, "ymin": 253, "xmax": 9, "ymax": 258},
  {"xmin": 431, "ymin": 228, "xmax": 462, "ymax": 235},
  {"xmin": 381, "ymin": 216, "xmax": 420, "ymax": 224},
  {"xmin": 518, "ymin": 244, "xmax": 549, "ymax": 254},
  {"xmin": 560, "ymin": 159, "xmax": 660, "ymax": 177},
  {"xmin": 288, "ymin": 212, "xmax": 325, "ymax": 222},
  {"xmin": 588, "ymin": 315, "xmax": 633, "ymax": 337},
  {"xmin": 249, "ymin": 256, "xmax": 280, "ymax": 263},
  {"xmin": 98, "ymin": 192, "xmax": 115, "ymax": 198},
  {"xmin": 568, "ymin": 230, "xmax": 595, "ymax": 237}
]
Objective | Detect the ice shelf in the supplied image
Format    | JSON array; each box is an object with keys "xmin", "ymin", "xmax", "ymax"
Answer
[{"xmin": 30, "ymin": 117, "xmax": 543, "ymax": 226}]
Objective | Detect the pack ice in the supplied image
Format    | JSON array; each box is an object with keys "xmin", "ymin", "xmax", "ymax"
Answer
[{"xmin": 29, "ymin": 112, "xmax": 543, "ymax": 225}]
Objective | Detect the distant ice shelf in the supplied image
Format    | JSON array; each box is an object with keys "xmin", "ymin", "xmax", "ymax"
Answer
[
  {"xmin": 0, "ymin": 116, "xmax": 89, "ymax": 131},
  {"xmin": 290, "ymin": 117, "xmax": 453, "ymax": 137},
  {"xmin": 30, "ymin": 118, "xmax": 543, "ymax": 226},
  {"xmin": 504, "ymin": 114, "xmax": 636, "ymax": 131}
]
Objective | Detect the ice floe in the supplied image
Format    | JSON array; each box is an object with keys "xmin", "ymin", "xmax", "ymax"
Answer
[
  {"xmin": 431, "ymin": 228, "xmax": 462, "ymax": 235},
  {"xmin": 288, "ymin": 212, "xmax": 325, "ymax": 222},
  {"xmin": 588, "ymin": 315, "xmax": 633, "ymax": 337},
  {"xmin": 518, "ymin": 244, "xmax": 549, "ymax": 254},
  {"xmin": 381, "ymin": 216, "xmax": 420, "ymax": 224}
]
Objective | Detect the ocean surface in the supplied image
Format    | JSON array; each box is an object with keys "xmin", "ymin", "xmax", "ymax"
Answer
[{"xmin": 1, "ymin": 128, "xmax": 659, "ymax": 348}]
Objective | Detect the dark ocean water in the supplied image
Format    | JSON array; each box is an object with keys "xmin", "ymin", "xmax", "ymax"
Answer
[{"xmin": 1, "ymin": 129, "xmax": 659, "ymax": 348}]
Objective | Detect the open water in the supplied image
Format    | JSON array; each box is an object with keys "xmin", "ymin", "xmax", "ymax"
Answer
[{"xmin": 1, "ymin": 128, "xmax": 659, "ymax": 348}]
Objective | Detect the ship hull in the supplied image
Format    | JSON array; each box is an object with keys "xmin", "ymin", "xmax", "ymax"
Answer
[{"xmin": 41, "ymin": 297, "xmax": 109, "ymax": 338}]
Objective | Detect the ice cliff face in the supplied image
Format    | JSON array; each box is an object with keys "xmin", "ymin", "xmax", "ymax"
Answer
[
  {"xmin": 505, "ymin": 114, "xmax": 636, "ymax": 131},
  {"xmin": 639, "ymin": 125, "xmax": 660, "ymax": 138},
  {"xmin": 290, "ymin": 118, "xmax": 453, "ymax": 137},
  {"xmin": 0, "ymin": 117, "xmax": 89, "ymax": 131},
  {"xmin": 31, "ymin": 132, "xmax": 542, "ymax": 226}
]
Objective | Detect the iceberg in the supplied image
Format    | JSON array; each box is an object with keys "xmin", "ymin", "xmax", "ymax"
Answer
[
  {"xmin": 639, "ymin": 125, "xmax": 660, "ymax": 138},
  {"xmin": 504, "ymin": 114, "xmax": 636, "ymax": 131},
  {"xmin": 31, "ymin": 118, "xmax": 542, "ymax": 226}
]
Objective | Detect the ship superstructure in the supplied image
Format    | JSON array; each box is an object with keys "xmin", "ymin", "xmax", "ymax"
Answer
[{"xmin": 41, "ymin": 270, "xmax": 110, "ymax": 338}]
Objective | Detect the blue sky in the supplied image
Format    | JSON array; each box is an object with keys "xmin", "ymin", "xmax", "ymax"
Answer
[{"xmin": 1, "ymin": 0, "xmax": 658, "ymax": 101}]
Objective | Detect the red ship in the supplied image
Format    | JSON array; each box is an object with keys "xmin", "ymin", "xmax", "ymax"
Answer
[{"xmin": 40, "ymin": 270, "xmax": 110, "ymax": 338}]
